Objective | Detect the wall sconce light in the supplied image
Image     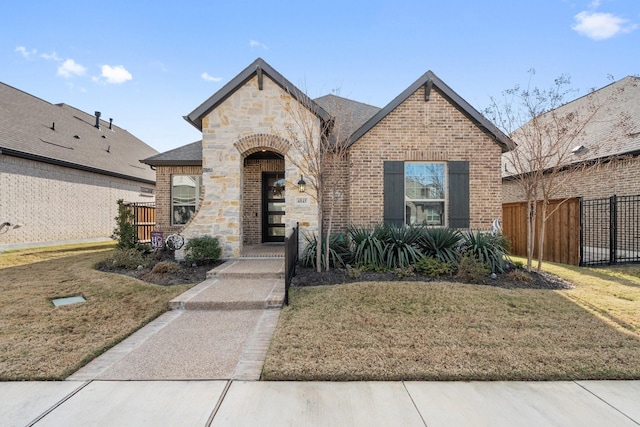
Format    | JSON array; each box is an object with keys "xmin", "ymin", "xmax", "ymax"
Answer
[{"xmin": 297, "ymin": 176, "xmax": 306, "ymax": 193}]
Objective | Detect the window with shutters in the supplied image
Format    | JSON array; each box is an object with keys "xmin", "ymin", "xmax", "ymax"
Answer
[{"xmin": 405, "ymin": 162, "xmax": 446, "ymax": 226}]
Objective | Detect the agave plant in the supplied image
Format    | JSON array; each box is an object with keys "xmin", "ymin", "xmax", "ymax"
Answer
[
  {"xmin": 418, "ymin": 227, "xmax": 462, "ymax": 264},
  {"xmin": 348, "ymin": 225, "xmax": 385, "ymax": 267},
  {"xmin": 301, "ymin": 233, "xmax": 351, "ymax": 270},
  {"xmin": 380, "ymin": 224, "xmax": 424, "ymax": 269},
  {"xmin": 460, "ymin": 230, "xmax": 509, "ymax": 273}
]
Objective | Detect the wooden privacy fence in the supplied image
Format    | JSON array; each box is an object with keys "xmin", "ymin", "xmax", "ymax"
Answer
[
  {"xmin": 126, "ymin": 202, "xmax": 156, "ymax": 243},
  {"xmin": 502, "ymin": 198, "xmax": 580, "ymax": 266}
]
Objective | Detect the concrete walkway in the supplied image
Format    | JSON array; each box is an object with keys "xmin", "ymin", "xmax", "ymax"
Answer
[{"xmin": 68, "ymin": 259, "xmax": 285, "ymax": 381}]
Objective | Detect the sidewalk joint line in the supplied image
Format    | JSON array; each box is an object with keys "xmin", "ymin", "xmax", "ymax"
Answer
[
  {"xmin": 26, "ymin": 380, "xmax": 92, "ymax": 427},
  {"xmin": 574, "ymin": 381, "xmax": 640, "ymax": 426},
  {"xmin": 206, "ymin": 380, "xmax": 233, "ymax": 427},
  {"xmin": 402, "ymin": 381, "xmax": 429, "ymax": 427}
]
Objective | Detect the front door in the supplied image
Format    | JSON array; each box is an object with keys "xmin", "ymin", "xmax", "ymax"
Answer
[{"xmin": 262, "ymin": 172, "xmax": 285, "ymax": 242}]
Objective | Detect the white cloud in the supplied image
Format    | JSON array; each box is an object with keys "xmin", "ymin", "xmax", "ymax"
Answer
[
  {"xmin": 201, "ymin": 72, "xmax": 222, "ymax": 82},
  {"xmin": 96, "ymin": 65, "xmax": 132, "ymax": 84},
  {"xmin": 41, "ymin": 51, "xmax": 62, "ymax": 61},
  {"xmin": 572, "ymin": 11, "xmax": 637, "ymax": 40},
  {"xmin": 57, "ymin": 59, "xmax": 87, "ymax": 78},
  {"xmin": 15, "ymin": 46, "xmax": 37, "ymax": 59},
  {"xmin": 249, "ymin": 39, "xmax": 268, "ymax": 49}
]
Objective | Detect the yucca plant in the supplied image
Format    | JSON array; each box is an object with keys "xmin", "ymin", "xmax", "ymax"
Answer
[
  {"xmin": 348, "ymin": 225, "xmax": 386, "ymax": 267},
  {"xmin": 418, "ymin": 227, "xmax": 462, "ymax": 264},
  {"xmin": 460, "ymin": 230, "xmax": 509, "ymax": 273},
  {"xmin": 380, "ymin": 224, "xmax": 424, "ymax": 269},
  {"xmin": 301, "ymin": 233, "xmax": 351, "ymax": 270}
]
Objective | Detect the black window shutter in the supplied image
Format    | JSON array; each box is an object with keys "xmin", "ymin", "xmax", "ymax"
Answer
[
  {"xmin": 383, "ymin": 161, "xmax": 405, "ymax": 226},
  {"xmin": 448, "ymin": 161, "xmax": 470, "ymax": 229}
]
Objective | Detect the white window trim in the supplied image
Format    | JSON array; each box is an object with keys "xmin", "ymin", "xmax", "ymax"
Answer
[{"xmin": 171, "ymin": 175, "xmax": 201, "ymax": 226}]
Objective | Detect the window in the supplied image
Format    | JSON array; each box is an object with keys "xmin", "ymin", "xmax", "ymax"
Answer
[
  {"xmin": 171, "ymin": 175, "xmax": 201, "ymax": 225},
  {"xmin": 405, "ymin": 162, "xmax": 446, "ymax": 226}
]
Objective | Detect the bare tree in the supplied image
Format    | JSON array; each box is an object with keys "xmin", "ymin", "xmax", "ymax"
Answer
[
  {"xmin": 278, "ymin": 90, "xmax": 356, "ymax": 272},
  {"xmin": 487, "ymin": 71, "xmax": 629, "ymax": 271}
]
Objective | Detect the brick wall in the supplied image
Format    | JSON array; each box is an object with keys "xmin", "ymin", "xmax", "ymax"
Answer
[
  {"xmin": 347, "ymin": 86, "xmax": 503, "ymax": 230},
  {"xmin": 0, "ymin": 155, "xmax": 155, "ymax": 248},
  {"xmin": 502, "ymin": 156, "xmax": 640, "ymax": 203}
]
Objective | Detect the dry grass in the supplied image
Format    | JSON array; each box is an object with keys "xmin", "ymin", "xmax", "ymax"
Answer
[
  {"xmin": 264, "ymin": 277, "xmax": 640, "ymax": 381},
  {"xmin": 0, "ymin": 243, "xmax": 192, "ymax": 380}
]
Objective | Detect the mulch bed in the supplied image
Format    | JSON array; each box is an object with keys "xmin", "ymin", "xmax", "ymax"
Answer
[{"xmin": 291, "ymin": 265, "xmax": 574, "ymax": 290}]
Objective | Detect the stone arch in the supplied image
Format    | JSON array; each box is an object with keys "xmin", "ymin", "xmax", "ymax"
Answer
[{"xmin": 234, "ymin": 133, "xmax": 292, "ymax": 157}]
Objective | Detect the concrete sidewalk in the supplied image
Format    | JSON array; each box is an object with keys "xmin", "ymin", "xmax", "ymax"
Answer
[{"xmin": 3, "ymin": 380, "xmax": 639, "ymax": 426}]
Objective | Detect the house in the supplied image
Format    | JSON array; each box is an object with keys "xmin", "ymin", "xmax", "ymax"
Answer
[
  {"xmin": 501, "ymin": 76, "xmax": 640, "ymax": 265},
  {"xmin": 142, "ymin": 58, "xmax": 510, "ymax": 258},
  {"xmin": 0, "ymin": 82, "xmax": 158, "ymax": 250},
  {"xmin": 502, "ymin": 76, "xmax": 640, "ymax": 204}
]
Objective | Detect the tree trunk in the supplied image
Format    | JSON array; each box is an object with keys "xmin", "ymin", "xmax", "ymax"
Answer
[
  {"xmin": 536, "ymin": 199, "xmax": 549, "ymax": 271},
  {"xmin": 526, "ymin": 200, "xmax": 536, "ymax": 271},
  {"xmin": 324, "ymin": 198, "xmax": 335, "ymax": 272}
]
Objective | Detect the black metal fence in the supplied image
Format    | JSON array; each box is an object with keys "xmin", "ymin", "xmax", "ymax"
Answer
[
  {"xmin": 581, "ymin": 195, "xmax": 640, "ymax": 266},
  {"xmin": 284, "ymin": 222, "xmax": 299, "ymax": 306}
]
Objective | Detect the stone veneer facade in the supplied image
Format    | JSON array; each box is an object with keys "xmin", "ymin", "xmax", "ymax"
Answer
[{"xmin": 180, "ymin": 75, "xmax": 320, "ymax": 258}]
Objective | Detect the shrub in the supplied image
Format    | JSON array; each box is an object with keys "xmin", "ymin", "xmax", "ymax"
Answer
[
  {"xmin": 456, "ymin": 254, "xmax": 490, "ymax": 283},
  {"xmin": 415, "ymin": 257, "xmax": 456, "ymax": 277},
  {"xmin": 105, "ymin": 247, "xmax": 151, "ymax": 270},
  {"xmin": 301, "ymin": 233, "xmax": 351, "ymax": 270},
  {"xmin": 418, "ymin": 228, "xmax": 462, "ymax": 264},
  {"xmin": 379, "ymin": 224, "xmax": 424, "ymax": 269},
  {"xmin": 507, "ymin": 269, "xmax": 533, "ymax": 283},
  {"xmin": 394, "ymin": 265, "xmax": 416, "ymax": 279},
  {"xmin": 348, "ymin": 225, "xmax": 385, "ymax": 267},
  {"xmin": 184, "ymin": 235, "xmax": 221, "ymax": 266},
  {"xmin": 111, "ymin": 199, "xmax": 138, "ymax": 249},
  {"xmin": 151, "ymin": 261, "xmax": 181, "ymax": 274},
  {"xmin": 344, "ymin": 264, "xmax": 362, "ymax": 279},
  {"xmin": 460, "ymin": 231, "xmax": 509, "ymax": 273}
]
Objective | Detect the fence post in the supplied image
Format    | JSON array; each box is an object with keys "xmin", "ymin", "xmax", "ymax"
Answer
[
  {"xmin": 610, "ymin": 195, "xmax": 617, "ymax": 265},
  {"xmin": 579, "ymin": 198, "xmax": 584, "ymax": 266}
]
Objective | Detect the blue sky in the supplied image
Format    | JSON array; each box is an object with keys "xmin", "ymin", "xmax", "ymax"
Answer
[{"xmin": 2, "ymin": 0, "xmax": 638, "ymax": 153}]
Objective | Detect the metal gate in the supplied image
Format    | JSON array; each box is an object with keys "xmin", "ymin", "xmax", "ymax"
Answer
[{"xmin": 581, "ymin": 195, "xmax": 640, "ymax": 266}]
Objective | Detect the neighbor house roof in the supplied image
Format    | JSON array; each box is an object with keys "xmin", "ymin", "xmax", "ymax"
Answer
[
  {"xmin": 502, "ymin": 76, "xmax": 640, "ymax": 177},
  {"xmin": 184, "ymin": 57, "xmax": 331, "ymax": 131},
  {"xmin": 314, "ymin": 94, "xmax": 381, "ymax": 144},
  {"xmin": 348, "ymin": 70, "xmax": 512, "ymax": 152},
  {"xmin": 0, "ymin": 82, "xmax": 158, "ymax": 184}
]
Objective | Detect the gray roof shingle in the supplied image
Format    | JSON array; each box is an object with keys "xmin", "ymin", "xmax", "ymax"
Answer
[
  {"xmin": 503, "ymin": 76, "xmax": 640, "ymax": 176},
  {"xmin": 0, "ymin": 82, "xmax": 158, "ymax": 184},
  {"xmin": 141, "ymin": 140, "xmax": 202, "ymax": 166}
]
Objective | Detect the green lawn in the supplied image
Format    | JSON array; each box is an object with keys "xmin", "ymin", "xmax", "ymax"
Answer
[
  {"xmin": 263, "ymin": 261, "xmax": 640, "ymax": 381},
  {"xmin": 0, "ymin": 243, "xmax": 193, "ymax": 380}
]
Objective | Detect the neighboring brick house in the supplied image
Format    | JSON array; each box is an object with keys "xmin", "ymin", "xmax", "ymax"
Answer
[
  {"xmin": 501, "ymin": 76, "xmax": 640, "ymax": 265},
  {"xmin": 0, "ymin": 82, "xmax": 158, "ymax": 250},
  {"xmin": 142, "ymin": 58, "xmax": 510, "ymax": 258},
  {"xmin": 502, "ymin": 76, "xmax": 640, "ymax": 204}
]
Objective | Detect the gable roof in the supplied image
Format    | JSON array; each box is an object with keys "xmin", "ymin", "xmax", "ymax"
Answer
[
  {"xmin": 348, "ymin": 71, "xmax": 511, "ymax": 152},
  {"xmin": 184, "ymin": 58, "xmax": 331, "ymax": 130},
  {"xmin": 0, "ymin": 82, "xmax": 158, "ymax": 184},
  {"xmin": 502, "ymin": 76, "xmax": 640, "ymax": 177},
  {"xmin": 142, "ymin": 140, "xmax": 202, "ymax": 166},
  {"xmin": 314, "ymin": 94, "xmax": 381, "ymax": 143}
]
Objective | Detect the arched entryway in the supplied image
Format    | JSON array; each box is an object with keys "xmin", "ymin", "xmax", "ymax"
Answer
[
  {"xmin": 242, "ymin": 151, "xmax": 285, "ymax": 244},
  {"xmin": 235, "ymin": 134, "xmax": 291, "ymax": 247}
]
